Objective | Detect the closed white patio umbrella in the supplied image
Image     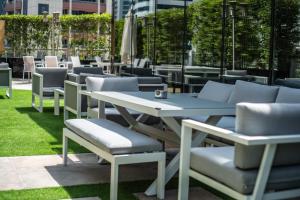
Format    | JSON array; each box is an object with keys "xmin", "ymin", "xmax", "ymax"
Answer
[{"xmin": 120, "ymin": 7, "xmax": 137, "ymax": 65}]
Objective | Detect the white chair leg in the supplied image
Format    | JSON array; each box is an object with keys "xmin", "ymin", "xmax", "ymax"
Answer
[
  {"xmin": 64, "ymin": 109, "xmax": 69, "ymax": 121},
  {"xmin": 110, "ymin": 159, "xmax": 119, "ymax": 200},
  {"xmin": 157, "ymin": 156, "xmax": 166, "ymax": 200},
  {"xmin": 39, "ymin": 96, "xmax": 43, "ymax": 113},
  {"xmin": 63, "ymin": 134, "xmax": 68, "ymax": 166},
  {"xmin": 32, "ymin": 94, "xmax": 35, "ymax": 108}
]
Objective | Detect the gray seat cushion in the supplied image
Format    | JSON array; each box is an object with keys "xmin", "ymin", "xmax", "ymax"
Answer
[
  {"xmin": 65, "ymin": 118, "xmax": 162, "ymax": 154},
  {"xmin": 198, "ymin": 81, "xmax": 234, "ymax": 102},
  {"xmin": 235, "ymin": 103, "xmax": 300, "ymax": 169},
  {"xmin": 190, "ymin": 147, "xmax": 300, "ymax": 195},
  {"xmin": 228, "ymin": 80, "xmax": 279, "ymax": 104},
  {"xmin": 276, "ymin": 86, "xmax": 300, "ymax": 103}
]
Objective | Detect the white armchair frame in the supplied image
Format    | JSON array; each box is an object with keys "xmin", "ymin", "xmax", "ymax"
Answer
[
  {"xmin": 179, "ymin": 119, "xmax": 300, "ymax": 200},
  {"xmin": 0, "ymin": 68, "xmax": 12, "ymax": 98},
  {"xmin": 64, "ymin": 80, "xmax": 87, "ymax": 121}
]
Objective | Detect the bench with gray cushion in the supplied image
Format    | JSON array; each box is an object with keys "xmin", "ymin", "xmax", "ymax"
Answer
[
  {"xmin": 179, "ymin": 103, "xmax": 300, "ymax": 200},
  {"xmin": 63, "ymin": 118, "xmax": 165, "ymax": 200},
  {"xmin": 64, "ymin": 67, "xmax": 114, "ymax": 119},
  {"xmin": 83, "ymin": 77, "xmax": 141, "ymax": 126},
  {"xmin": 0, "ymin": 63, "xmax": 12, "ymax": 98},
  {"xmin": 32, "ymin": 68, "xmax": 68, "ymax": 112}
]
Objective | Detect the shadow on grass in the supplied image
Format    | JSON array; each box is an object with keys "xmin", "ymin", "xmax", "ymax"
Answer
[{"xmin": 15, "ymin": 106, "xmax": 88, "ymax": 154}]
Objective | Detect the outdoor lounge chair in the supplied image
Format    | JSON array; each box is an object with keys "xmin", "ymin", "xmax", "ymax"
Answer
[
  {"xmin": 63, "ymin": 118, "xmax": 165, "ymax": 200},
  {"xmin": 0, "ymin": 63, "xmax": 12, "ymax": 98},
  {"xmin": 179, "ymin": 103, "xmax": 300, "ymax": 200},
  {"xmin": 64, "ymin": 67, "xmax": 112, "ymax": 119},
  {"xmin": 45, "ymin": 56, "xmax": 64, "ymax": 68},
  {"xmin": 70, "ymin": 56, "xmax": 92, "ymax": 68},
  {"xmin": 32, "ymin": 68, "xmax": 67, "ymax": 112},
  {"xmin": 23, "ymin": 56, "xmax": 43, "ymax": 80}
]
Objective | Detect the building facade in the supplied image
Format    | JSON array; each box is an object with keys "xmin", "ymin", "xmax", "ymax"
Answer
[
  {"xmin": 106, "ymin": 0, "xmax": 194, "ymax": 20},
  {"xmin": 4, "ymin": 0, "xmax": 106, "ymax": 15}
]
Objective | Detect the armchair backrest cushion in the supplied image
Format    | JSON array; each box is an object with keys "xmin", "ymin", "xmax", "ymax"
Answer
[
  {"xmin": 0, "ymin": 62, "xmax": 9, "ymax": 68},
  {"xmin": 79, "ymin": 73, "xmax": 114, "ymax": 84},
  {"xmin": 73, "ymin": 67, "xmax": 103, "ymax": 75},
  {"xmin": 198, "ymin": 81, "xmax": 234, "ymax": 102},
  {"xmin": 23, "ymin": 56, "xmax": 35, "ymax": 72},
  {"xmin": 86, "ymin": 77, "xmax": 139, "ymax": 107},
  {"xmin": 71, "ymin": 56, "xmax": 81, "ymax": 68},
  {"xmin": 226, "ymin": 70, "xmax": 247, "ymax": 76},
  {"xmin": 275, "ymin": 86, "xmax": 300, "ymax": 103},
  {"xmin": 228, "ymin": 80, "xmax": 279, "ymax": 104},
  {"xmin": 45, "ymin": 56, "xmax": 59, "ymax": 68},
  {"xmin": 275, "ymin": 79, "xmax": 300, "ymax": 89},
  {"xmin": 36, "ymin": 68, "xmax": 67, "ymax": 88},
  {"xmin": 137, "ymin": 77, "xmax": 162, "ymax": 84},
  {"xmin": 138, "ymin": 58, "xmax": 149, "ymax": 68},
  {"xmin": 235, "ymin": 103, "xmax": 300, "ymax": 169},
  {"xmin": 133, "ymin": 58, "xmax": 140, "ymax": 68}
]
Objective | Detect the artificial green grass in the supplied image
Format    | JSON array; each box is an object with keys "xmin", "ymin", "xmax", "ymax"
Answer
[
  {"xmin": 0, "ymin": 89, "xmax": 88, "ymax": 156},
  {"xmin": 0, "ymin": 181, "xmax": 148, "ymax": 200}
]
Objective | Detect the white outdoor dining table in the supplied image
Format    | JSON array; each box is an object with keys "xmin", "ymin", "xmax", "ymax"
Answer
[{"xmin": 91, "ymin": 91, "xmax": 236, "ymax": 196}]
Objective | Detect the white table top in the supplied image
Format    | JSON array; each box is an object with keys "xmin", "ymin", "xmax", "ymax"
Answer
[{"xmin": 91, "ymin": 92, "xmax": 235, "ymax": 117}]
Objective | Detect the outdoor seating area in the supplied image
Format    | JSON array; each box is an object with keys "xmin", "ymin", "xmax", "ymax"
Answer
[{"xmin": 0, "ymin": 0, "xmax": 300, "ymax": 199}]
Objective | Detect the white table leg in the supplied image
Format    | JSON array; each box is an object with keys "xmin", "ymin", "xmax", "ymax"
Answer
[{"xmin": 145, "ymin": 115, "xmax": 222, "ymax": 196}]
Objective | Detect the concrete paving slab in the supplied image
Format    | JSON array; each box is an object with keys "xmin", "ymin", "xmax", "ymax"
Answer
[
  {"xmin": 135, "ymin": 187, "xmax": 221, "ymax": 200},
  {"xmin": 0, "ymin": 153, "xmax": 158, "ymax": 191},
  {"xmin": 12, "ymin": 79, "xmax": 32, "ymax": 90}
]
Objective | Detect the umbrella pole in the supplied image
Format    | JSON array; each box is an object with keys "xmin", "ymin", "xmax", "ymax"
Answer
[
  {"xmin": 181, "ymin": 0, "xmax": 187, "ymax": 93},
  {"xmin": 220, "ymin": 0, "xmax": 227, "ymax": 82},
  {"xmin": 268, "ymin": 0, "xmax": 276, "ymax": 85},
  {"xmin": 131, "ymin": 0, "xmax": 134, "ymax": 74},
  {"xmin": 110, "ymin": 0, "xmax": 115, "ymax": 74}
]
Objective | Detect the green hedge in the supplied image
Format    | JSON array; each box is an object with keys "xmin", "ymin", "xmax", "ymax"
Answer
[{"xmin": 0, "ymin": 14, "xmax": 111, "ymax": 57}]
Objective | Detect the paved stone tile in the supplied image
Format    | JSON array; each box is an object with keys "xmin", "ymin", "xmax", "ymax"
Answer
[
  {"xmin": 12, "ymin": 79, "xmax": 32, "ymax": 90},
  {"xmin": 135, "ymin": 187, "xmax": 221, "ymax": 200},
  {"xmin": 0, "ymin": 153, "xmax": 157, "ymax": 191}
]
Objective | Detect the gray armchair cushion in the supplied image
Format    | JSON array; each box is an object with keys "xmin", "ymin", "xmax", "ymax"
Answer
[
  {"xmin": 65, "ymin": 118, "xmax": 162, "ymax": 154},
  {"xmin": 79, "ymin": 73, "xmax": 115, "ymax": 84},
  {"xmin": 35, "ymin": 68, "xmax": 67, "ymax": 88},
  {"xmin": 73, "ymin": 67, "xmax": 103, "ymax": 75},
  {"xmin": 228, "ymin": 80, "xmax": 279, "ymax": 104},
  {"xmin": 190, "ymin": 147, "xmax": 300, "ymax": 194},
  {"xmin": 226, "ymin": 70, "xmax": 247, "ymax": 76},
  {"xmin": 137, "ymin": 77, "xmax": 162, "ymax": 84},
  {"xmin": 86, "ymin": 77, "xmax": 139, "ymax": 92},
  {"xmin": 235, "ymin": 103, "xmax": 300, "ymax": 169},
  {"xmin": 198, "ymin": 81, "xmax": 234, "ymax": 102},
  {"xmin": 86, "ymin": 77, "xmax": 139, "ymax": 109},
  {"xmin": 275, "ymin": 86, "xmax": 300, "ymax": 103},
  {"xmin": 0, "ymin": 63, "xmax": 9, "ymax": 68}
]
